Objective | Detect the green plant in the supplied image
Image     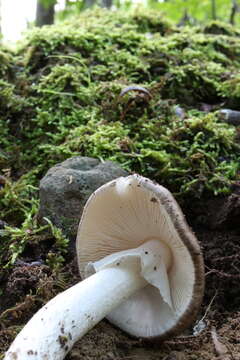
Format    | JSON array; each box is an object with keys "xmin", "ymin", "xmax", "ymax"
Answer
[{"xmin": 44, "ymin": 217, "xmax": 69, "ymax": 270}]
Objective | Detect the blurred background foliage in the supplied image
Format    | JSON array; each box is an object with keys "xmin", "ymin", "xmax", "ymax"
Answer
[{"xmin": 37, "ymin": 0, "xmax": 240, "ymax": 27}]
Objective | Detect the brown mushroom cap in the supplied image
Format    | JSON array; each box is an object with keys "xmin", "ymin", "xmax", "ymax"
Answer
[{"xmin": 76, "ymin": 175, "xmax": 205, "ymax": 339}]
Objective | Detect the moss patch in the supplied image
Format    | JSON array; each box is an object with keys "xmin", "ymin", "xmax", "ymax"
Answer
[{"xmin": 0, "ymin": 7, "xmax": 239, "ymax": 262}]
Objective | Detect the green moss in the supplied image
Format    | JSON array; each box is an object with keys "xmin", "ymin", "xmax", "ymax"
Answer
[
  {"xmin": 0, "ymin": 47, "xmax": 14, "ymax": 78},
  {"xmin": 203, "ymin": 20, "xmax": 240, "ymax": 36},
  {"xmin": 0, "ymin": 203, "xmax": 43, "ymax": 268},
  {"xmin": 220, "ymin": 74, "xmax": 240, "ymax": 99},
  {"xmin": 0, "ymin": 174, "xmax": 38, "ymax": 223},
  {"xmin": 2, "ymin": 10, "xmax": 240, "ymax": 181},
  {"xmin": 0, "ymin": 8, "xmax": 240, "ymax": 270}
]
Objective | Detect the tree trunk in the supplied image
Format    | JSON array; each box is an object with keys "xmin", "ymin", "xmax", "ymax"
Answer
[
  {"xmin": 101, "ymin": 0, "xmax": 112, "ymax": 8},
  {"xmin": 230, "ymin": 0, "xmax": 238, "ymax": 25},
  {"xmin": 36, "ymin": 0, "xmax": 56, "ymax": 27},
  {"xmin": 82, "ymin": 0, "xmax": 96, "ymax": 9},
  {"xmin": 211, "ymin": 0, "xmax": 217, "ymax": 20},
  {"xmin": 178, "ymin": 10, "xmax": 191, "ymax": 26},
  {"xmin": 0, "ymin": 0, "xmax": 2, "ymax": 38}
]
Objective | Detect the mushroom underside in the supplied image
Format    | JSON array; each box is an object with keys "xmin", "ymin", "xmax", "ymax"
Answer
[{"xmin": 77, "ymin": 175, "xmax": 204, "ymax": 338}]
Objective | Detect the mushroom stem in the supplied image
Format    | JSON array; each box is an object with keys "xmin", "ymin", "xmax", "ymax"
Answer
[
  {"xmin": 5, "ymin": 266, "xmax": 146, "ymax": 360},
  {"xmin": 4, "ymin": 239, "xmax": 171, "ymax": 360}
]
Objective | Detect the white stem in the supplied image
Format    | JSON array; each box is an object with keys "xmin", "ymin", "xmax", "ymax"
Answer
[
  {"xmin": 4, "ymin": 239, "xmax": 172, "ymax": 360},
  {"xmin": 4, "ymin": 265, "xmax": 147, "ymax": 360}
]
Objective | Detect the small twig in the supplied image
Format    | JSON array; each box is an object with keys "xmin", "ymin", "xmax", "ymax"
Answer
[
  {"xmin": 211, "ymin": 326, "xmax": 231, "ymax": 360},
  {"xmin": 205, "ymin": 268, "xmax": 240, "ymax": 279},
  {"xmin": 0, "ymin": 295, "xmax": 36, "ymax": 328},
  {"xmin": 193, "ymin": 291, "xmax": 217, "ymax": 336},
  {"xmin": 201, "ymin": 291, "xmax": 218, "ymax": 323},
  {"xmin": 0, "ymin": 295, "xmax": 35, "ymax": 319},
  {"xmin": 212, "ymin": 254, "xmax": 240, "ymax": 262},
  {"xmin": 164, "ymin": 339, "xmax": 194, "ymax": 346},
  {"xmin": 232, "ymin": 263, "xmax": 240, "ymax": 272},
  {"xmin": 119, "ymin": 85, "xmax": 152, "ymax": 99}
]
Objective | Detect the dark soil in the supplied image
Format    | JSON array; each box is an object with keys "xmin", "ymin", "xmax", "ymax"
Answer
[{"xmin": 1, "ymin": 192, "xmax": 240, "ymax": 360}]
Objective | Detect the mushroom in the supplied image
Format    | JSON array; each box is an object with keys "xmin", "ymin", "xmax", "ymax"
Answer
[{"xmin": 4, "ymin": 175, "xmax": 204, "ymax": 360}]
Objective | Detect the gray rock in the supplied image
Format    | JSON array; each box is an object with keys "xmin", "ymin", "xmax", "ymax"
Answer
[{"xmin": 38, "ymin": 157, "xmax": 128, "ymax": 246}]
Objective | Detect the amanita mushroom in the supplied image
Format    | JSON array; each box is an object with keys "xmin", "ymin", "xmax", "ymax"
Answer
[{"xmin": 4, "ymin": 175, "xmax": 204, "ymax": 360}]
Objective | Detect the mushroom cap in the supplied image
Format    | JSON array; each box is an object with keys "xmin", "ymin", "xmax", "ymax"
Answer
[{"xmin": 76, "ymin": 174, "xmax": 204, "ymax": 340}]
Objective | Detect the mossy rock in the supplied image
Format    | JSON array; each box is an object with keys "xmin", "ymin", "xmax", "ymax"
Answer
[{"xmin": 38, "ymin": 156, "xmax": 128, "ymax": 245}]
